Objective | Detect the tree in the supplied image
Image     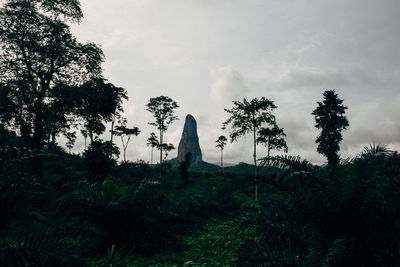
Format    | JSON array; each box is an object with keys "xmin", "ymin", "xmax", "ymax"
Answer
[
  {"xmin": 0, "ymin": 0, "xmax": 104, "ymax": 149},
  {"xmin": 312, "ymin": 90, "xmax": 349, "ymax": 166},
  {"xmin": 146, "ymin": 132, "xmax": 159, "ymax": 165},
  {"xmin": 75, "ymin": 78, "xmax": 127, "ymax": 144},
  {"xmin": 160, "ymin": 143, "xmax": 175, "ymax": 162},
  {"xmin": 257, "ymin": 124, "xmax": 288, "ymax": 163},
  {"xmin": 80, "ymin": 128, "xmax": 88, "ymax": 149},
  {"xmin": 223, "ymin": 97, "xmax": 277, "ymax": 201},
  {"xmin": 65, "ymin": 131, "xmax": 76, "ymax": 154},
  {"xmin": 146, "ymin": 96, "xmax": 179, "ymax": 164},
  {"xmin": 43, "ymin": 83, "xmax": 80, "ymax": 146},
  {"xmin": 114, "ymin": 121, "xmax": 140, "ymax": 162},
  {"xmin": 216, "ymin": 135, "xmax": 227, "ymax": 168}
]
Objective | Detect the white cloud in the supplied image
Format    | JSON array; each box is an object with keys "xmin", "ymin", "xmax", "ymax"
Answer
[{"xmin": 210, "ymin": 65, "xmax": 249, "ymax": 105}]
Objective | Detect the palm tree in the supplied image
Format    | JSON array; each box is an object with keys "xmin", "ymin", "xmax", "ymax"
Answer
[{"xmin": 216, "ymin": 135, "xmax": 227, "ymax": 168}]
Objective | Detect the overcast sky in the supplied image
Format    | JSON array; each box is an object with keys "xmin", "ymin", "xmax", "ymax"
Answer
[{"xmin": 65, "ymin": 0, "xmax": 399, "ymax": 164}]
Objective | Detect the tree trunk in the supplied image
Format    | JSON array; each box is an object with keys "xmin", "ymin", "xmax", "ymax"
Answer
[
  {"xmin": 110, "ymin": 113, "xmax": 116, "ymax": 146},
  {"xmin": 253, "ymin": 127, "xmax": 258, "ymax": 202},
  {"xmin": 267, "ymin": 136, "xmax": 271, "ymax": 167},
  {"xmin": 159, "ymin": 129, "xmax": 163, "ymax": 164},
  {"xmin": 159, "ymin": 128, "xmax": 163, "ymax": 178},
  {"xmin": 151, "ymin": 147, "xmax": 153, "ymax": 165},
  {"xmin": 221, "ymin": 148, "xmax": 223, "ymax": 168},
  {"xmin": 33, "ymin": 81, "xmax": 49, "ymax": 149},
  {"xmin": 33, "ymin": 101, "xmax": 44, "ymax": 149},
  {"xmin": 123, "ymin": 137, "xmax": 126, "ymax": 162},
  {"xmin": 89, "ymin": 128, "xmax": 93, "ymax": 145}
]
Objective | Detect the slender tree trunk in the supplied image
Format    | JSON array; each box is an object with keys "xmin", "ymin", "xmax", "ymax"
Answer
[
  {"xmin": 267, "ymin": 136, "xmax": 271, "ymax": 167},
  {"xmin": 220, "ymin": 148, "xmax": 223, "ymax": 168},
  {"xmin": 33, "ymin": 81, "xmax": 49, "ymax": 149},
  {"xmin": 33, "ymin": 101, "xmax": 44, "ymax": 149},
  {"xmin": 84, "ymin": 137, "xmax": 87, "ymax": 149},
  {"xmin": 110, "ymin": 113, "xmax": 116, "ymax": 143},
  {"xmin": 159, "ymin": 128, "xmax": 163, "ymax": 179},
  {"xmin": 89, "ymin": 128, "xmax": 93, "ymax": 145},
  {"xmin": 159, "ymin": 129, "xmax": 163, "ymax": 164},
  {"xmin": 253, "ymin": 127, "xmax": 258, "ymax": 202},
  {"xmin": 123, "ymin": 137, "xmax": 126, "ymax": 162},
  {"xmin": 151, "ymin": 146, "xmax": 154, "ymax": 165}
]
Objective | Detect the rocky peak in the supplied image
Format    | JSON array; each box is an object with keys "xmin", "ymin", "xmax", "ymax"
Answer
[{"xmin": 178, "ymin": 114, "xmax": 202, "ymax": 164}]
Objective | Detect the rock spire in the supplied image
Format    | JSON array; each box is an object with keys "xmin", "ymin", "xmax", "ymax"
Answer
[{"xmin": 177, "ymin": 114, "xmax": 202, "ymax": 164}]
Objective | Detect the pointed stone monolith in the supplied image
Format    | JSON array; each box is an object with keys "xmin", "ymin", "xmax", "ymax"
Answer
[{"xmin": 177, "ymin": 114, "xmax": 202, "ymax": 164}]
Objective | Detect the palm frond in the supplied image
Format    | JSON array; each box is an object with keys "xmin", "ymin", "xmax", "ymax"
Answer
[{"xmin": 0, "ymin": 229, "xmax": 84, "ymax": 267}]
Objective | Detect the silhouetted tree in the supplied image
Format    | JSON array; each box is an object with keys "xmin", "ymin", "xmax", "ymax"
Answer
[
  {"xmin": 146, "ymin": 96, "xmax": 179, "ymax": 163},
  {"xmin": 216, "ymin": 135, "xmax": 227, "ymax": 168},
  {"xmin": 75, "ymin": 78, "xmax": 127, "ymax": 144},
  {"xmin": 65, "ymin": 131, "xmax": 76, "ymax": 154},
  {"xmin": 257, "ymin": 124, "xmax": 288, "ymax": 164},
  {"xmin": 146, "ymin": 132, "xmax": 159, "ymax": 165},
  {"xmin": 114, "ymin": 121, "xmax": 140, "ymax": 162},
  {"xmin": 0, "ymin": 0, "xmax": 104, "ymax": 149},
  {"xmin": 160, "ymin": 143, "xmax": 175, "ymax": 162},
  {"xmin": 312, "ymin": 90, "xmax": 349, "ymax": 166},
  {"xmin": 43, "ymin": 83, "xmax": 80, "ymax": 146},
  {"xmin": 223, "ymin": 97, "xmax": 277, "ymax": 201}
]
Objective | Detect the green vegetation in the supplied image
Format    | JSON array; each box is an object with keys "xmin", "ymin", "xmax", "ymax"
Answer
[
  {"xmin": 0, "ymin": 1, "xmax": 399, "ymax": 266},
  {"xmin": 1, "ymin": 136, "xmax": 400, "ymax": 266}
]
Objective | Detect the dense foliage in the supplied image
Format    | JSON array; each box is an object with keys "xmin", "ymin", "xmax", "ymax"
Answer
[
  {"xmin": 1, "ymin": 131, "xmax": 399, "ymax": 266},
  {"xmin": 312, "ymin": 90, "xmax": 349, "ymax": 166}
]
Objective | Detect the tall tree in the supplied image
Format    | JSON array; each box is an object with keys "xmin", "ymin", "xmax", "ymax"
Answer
[
  {"xmin": 114, "ymin": 121, "xmax": 140, "ymax": 162},
  {"xmin": 0, "ymin": 0, "xmax": 104, "ymax": 149},
  {"xmin": 216, "ymin": 135, "xmax": 227, "ymax": 168},
  {"xmin": 75, "ymin": 78, "xmax": 127, "ymax": 145},
  {"xmin": 146, "ymin": 132, "xmax": 159, "ymax": 165},
  {"xmin": 65, "ymin": 131, "xmax": 76, "ymax": 154},
  {"xmin": 146, "ymin": 96, "xmax": 179, "ymax": 164},
  {"xmin": 223, "ymin": 97, "xmax": 277, "ymax": 201},
  {"xmin": 257, "ymin": 124, "xmax": 288, "ymax": 162},
  {"xmin": 312, "ymin": 90, "xmax": 349, "ymax": 166}
]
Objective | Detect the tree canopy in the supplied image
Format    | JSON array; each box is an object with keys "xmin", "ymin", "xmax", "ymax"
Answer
[
  {"xmin": 0, "ymin": 0, "xmax": 103, "ymax": 148},
  {"xmin": 75, "ymin": 78, "xmax": 127, "ymax": 144},
  {"xmin": 257, "ymin": 124, "xmax": 288, "ymax": 159},
  {"xmin": 312, "ymin": 90, "xmax": 349, "ymax": 165},
  {"xmin": 146, "ymin": 96, "xmax": 179, "ymax": 163}
]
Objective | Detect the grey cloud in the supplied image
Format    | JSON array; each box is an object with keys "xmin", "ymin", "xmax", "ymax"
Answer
[
  {"xmin": 210, "ymin": 65, "xmax": 249, "ymax": 105},
  {"xmin": 280, "ymin": 69, "xmax": 387, "ymax": 90},
  {"xmin": 343, "ymin": 94, "xmax": 400, "ymax": 148}
]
